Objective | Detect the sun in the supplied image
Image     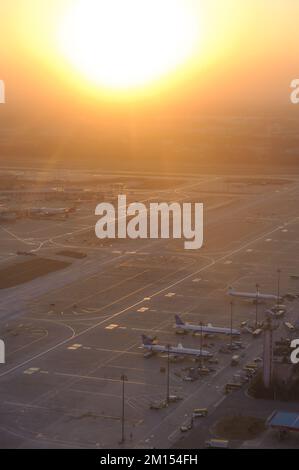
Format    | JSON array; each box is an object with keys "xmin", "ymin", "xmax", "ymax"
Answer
[{"xmin": 57, "ymin": 0, "xmax": 201, "ymax": 91}]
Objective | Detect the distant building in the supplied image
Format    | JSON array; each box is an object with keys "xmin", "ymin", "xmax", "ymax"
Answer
[{"xmin": 0, "ymin": 188, "xmax": 104, "ymax": 202}]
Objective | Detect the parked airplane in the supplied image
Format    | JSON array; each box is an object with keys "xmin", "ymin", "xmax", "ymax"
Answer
[
  {"xmin": 174, "ymin": 315, "xmax": 240, "ymax": 336},
  {"xmin": 141, "ymin": 335, "xmax": 213, "ymax": 358},
  {"xmin": 227, "ymin": 287, "xmax": 280, "ymax": 302},
  {"xmin": 28, "ymin": 207, "xmax": 76, "ymax": 217}
]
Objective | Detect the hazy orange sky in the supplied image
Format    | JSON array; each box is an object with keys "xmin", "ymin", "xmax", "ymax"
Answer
[
  {"xmin": 0, "ymin": 0, "xmax": 298, "ymax": 136},
  {"xmin": 0, "ymin": 1, "xmax": 299, "ymax": 171}
]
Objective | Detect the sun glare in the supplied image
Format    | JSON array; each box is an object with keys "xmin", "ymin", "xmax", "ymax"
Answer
[{"xmin": 57, "ymin": 0, "xmax": 201, "ymax": 91}]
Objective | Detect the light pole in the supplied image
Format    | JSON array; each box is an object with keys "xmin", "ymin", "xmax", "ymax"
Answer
[
  {"xmin": 166, "ymin": 344, "xmax": 170, "ymax": 404},
  {"xmin": 255, "ymin": 283, "xmax": 259, "ymax": 329},
  {"xmin": 200, "ymin": 321, "xmax": 203, "ymax": 368},
  {"xmin": 230, "ymin": 301, "xmax": 234, "ymax": 349},
  {"xmin": 120, "ymin": 374, "xmax": 127, "ymax": 444},
  {"xmin": 277, "ymin": 269, "xmax": 281, "ymax": 306}
]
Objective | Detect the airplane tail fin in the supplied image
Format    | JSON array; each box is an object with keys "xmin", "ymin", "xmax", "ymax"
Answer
[
  {"xmin": 175, "ymin": 315, "xmax": 185, "ymax": 326},
  {"xmin": 141, "ymin": 334, "xmax": 154, "ymax": 346}
]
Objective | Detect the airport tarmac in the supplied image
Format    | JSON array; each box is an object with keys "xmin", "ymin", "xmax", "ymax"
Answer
[{"xmin": 0, "ymin": 172, "xmax": 299, "ymax": 448}]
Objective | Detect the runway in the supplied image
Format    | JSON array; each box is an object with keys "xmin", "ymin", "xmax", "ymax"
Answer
[{"xmin": 0, "ymin": 172, "xmax": 299, "ymax": 448}]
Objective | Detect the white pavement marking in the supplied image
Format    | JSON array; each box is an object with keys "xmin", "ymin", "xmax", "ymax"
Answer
[{"xmin": 1, "ymin": 215, "xmax": 298, "ymax": 380}]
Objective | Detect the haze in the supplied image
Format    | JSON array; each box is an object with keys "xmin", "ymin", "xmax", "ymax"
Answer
[{"xmin": 0, "ymin": 0, "xmax": 299, "ymax": 171}]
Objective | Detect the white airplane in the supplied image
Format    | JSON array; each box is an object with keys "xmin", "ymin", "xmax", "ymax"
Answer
[
  {"xmin": 174, "ymin": 315, "xmax": 240, "ymax": 336},
  {"xmin": 227, "ymin": 287, "xmax": 281, "ymax": 302},
  {"xmin": 29, "ymin": 207, "xmax": 76, "ymax": 217},
  {"xmin": 141, "ymin": 335, "xmax": 213, "ymax": 359}
]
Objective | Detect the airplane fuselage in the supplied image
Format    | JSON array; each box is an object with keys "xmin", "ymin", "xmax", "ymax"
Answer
[
  {"xmin": 228, "ymin": 290, "xmax": 279, "ymax": 301},
  {"xmin": 143, "ymin": 344, "xmax": 212, "ymax": 358},
  {"xmin": 175, "ymin": 324, "xmax": 240, "ymax": 336}
]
